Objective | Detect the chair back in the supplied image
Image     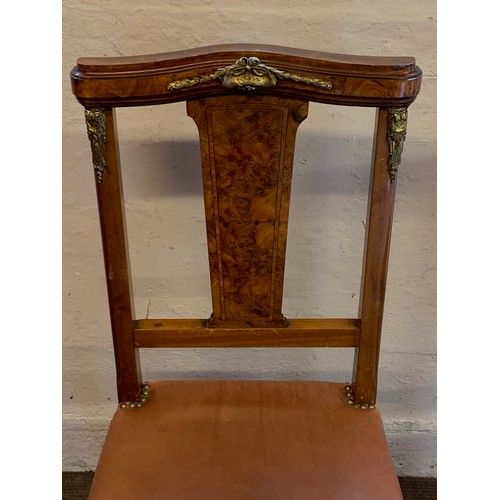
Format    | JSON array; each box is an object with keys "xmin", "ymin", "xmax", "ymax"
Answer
[{"xmin": 71, "ymin": 44, "xmax": 421, "ymax": 407}]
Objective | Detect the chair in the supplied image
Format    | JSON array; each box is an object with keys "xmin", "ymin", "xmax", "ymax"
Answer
[{"xmin": 71, "ymin": 44, "xmax": 421, "ymax": 499}]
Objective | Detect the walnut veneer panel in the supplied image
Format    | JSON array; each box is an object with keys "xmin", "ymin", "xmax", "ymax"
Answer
[{"xmin": 187, "ymin": 96, "xmax": 308, "ymax": 328}]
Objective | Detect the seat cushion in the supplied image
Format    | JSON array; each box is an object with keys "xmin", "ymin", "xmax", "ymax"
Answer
[{"xmin": 89, "ymin": 380, "xmax": 402, "ymax": 499}]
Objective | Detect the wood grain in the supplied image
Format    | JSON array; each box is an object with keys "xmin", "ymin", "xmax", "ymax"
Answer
[
  {"xmin": 95, "ymin": 109, "xmax": 142, "ymax": 403},
  {"xmin": 352, "ymin": 108, "xmax": 397, "ymax": 404},
  {"xmin": 71, "ymin": 43, "xmax": 421, "ymax": 108},
  {"xmin": 134, "ymin": 318, "xmax": 360, "ymax": 348},
  {"xmin": 188, "ymin": 96, "xmax": 307, "ymax": 328}
]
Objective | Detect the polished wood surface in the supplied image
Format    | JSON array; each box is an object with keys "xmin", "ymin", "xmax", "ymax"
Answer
[
  {"xmin": 71, "ymin": 45, "xmax": 422, "ymax": 405},
  {"xmin": 188, "ymin": 95, "xmax": 308, "ymax": 327},
  {"xmin": 353, "ymin": 108, "xmax": 397, "ymax": 404},
  {"xmin": 95, "ymin": 109, "xmax": 142, "ymax": 403},
  {"xmin": 71, "ymin": 43, "xmax": 421, "ymax": 108},
  {"xmin": 134, "ymin": 318, "xmax": 360, "ymax": 348}
]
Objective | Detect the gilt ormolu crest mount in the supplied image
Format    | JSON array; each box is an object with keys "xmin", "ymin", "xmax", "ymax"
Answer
[{"xmin": 167, "ymin": 56, "xmax": 333, "ymax": 91}]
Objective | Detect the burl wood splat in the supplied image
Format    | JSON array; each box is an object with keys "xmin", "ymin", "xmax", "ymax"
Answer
[{"xmin": 188, "ymin": 96, "xmax": 308, "ymax": 327}]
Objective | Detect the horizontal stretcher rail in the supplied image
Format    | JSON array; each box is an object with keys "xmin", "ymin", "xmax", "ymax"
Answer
[{"xmin": 134, "ymin": 318, "xmax": 360, "ymax": 348}]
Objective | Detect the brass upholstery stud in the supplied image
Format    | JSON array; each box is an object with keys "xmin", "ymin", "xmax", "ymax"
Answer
[
  {"xmin": 118, "ymin": 383, "xmax": 151, "ymax": 409},
  {"xmin": 344, "ymin": 383, "xmax": 376, "ymax": 409}
]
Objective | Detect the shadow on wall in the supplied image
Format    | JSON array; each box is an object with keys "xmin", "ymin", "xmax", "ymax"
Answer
[
  {"xmin": 139, "ymin": 347, "xmax": 355, "ymax": 385},
  {"xmin": 118, "ymin": 132, "xmax": 374, "ymax": 200}
]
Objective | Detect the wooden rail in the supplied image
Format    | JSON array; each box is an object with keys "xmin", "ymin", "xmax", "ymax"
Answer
[
  {"xmin": 134, "ymin": 318, "xmax": 360, "ymax": 348},
  {"xmin": 71, "ymin": 43, "xmax": 421, "ymax": 108}
]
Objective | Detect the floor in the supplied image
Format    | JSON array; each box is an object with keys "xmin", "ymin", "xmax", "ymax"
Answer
[{"xmin": 62, "ymin": 471, "xmax": 437, "ymax": 499}]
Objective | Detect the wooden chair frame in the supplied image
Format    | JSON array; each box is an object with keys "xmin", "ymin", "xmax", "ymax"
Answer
[{"xmin": 71, "ymin": 44, "xmax": 421, "ymax": 408}]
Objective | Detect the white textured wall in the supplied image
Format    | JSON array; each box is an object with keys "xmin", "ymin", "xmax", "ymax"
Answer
[{"xmin": 63, "ymin": 0, "xmax": 436, "ymax": 476}]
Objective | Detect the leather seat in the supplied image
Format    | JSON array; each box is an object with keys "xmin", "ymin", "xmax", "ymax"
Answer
[{"xmin": 89, "ymin": 380, "xmax": 402, "ymax": 499}]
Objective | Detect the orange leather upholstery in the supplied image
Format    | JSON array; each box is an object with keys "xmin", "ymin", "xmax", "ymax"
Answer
[{"xmin": 90, "ymin": 381, "xmax": 402, "ymax": 499}]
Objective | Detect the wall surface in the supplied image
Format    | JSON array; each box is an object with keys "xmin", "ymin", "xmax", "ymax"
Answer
[{"xmin": 63, "ymin": 0, "xmax": 436, "ymax": 476}]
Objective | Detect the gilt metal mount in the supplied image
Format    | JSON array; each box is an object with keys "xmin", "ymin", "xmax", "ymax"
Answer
[
  {"xmin": 84, "ymin": 108, "xmax": 106, "ymax": 183},
  {"xmin": 167, "ymin": 56, "xmax": 333, "ymax": 92},
  {"xmin": 387, "ymin": 107, "xmax": 408, "ymax": 183}
]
